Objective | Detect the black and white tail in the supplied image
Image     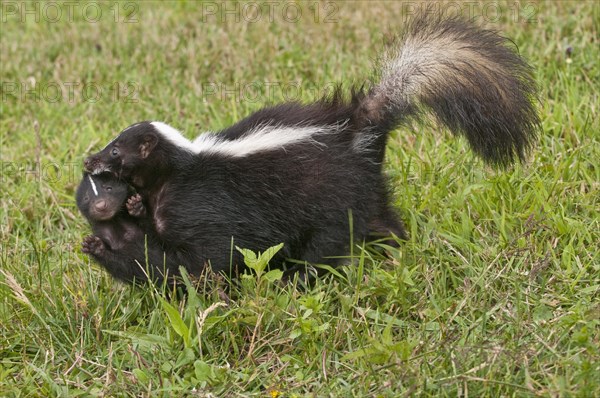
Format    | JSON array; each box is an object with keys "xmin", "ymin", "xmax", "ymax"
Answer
[{"xmin": 355, "ymin": 14, "xmax": 540, "ymax": 167}]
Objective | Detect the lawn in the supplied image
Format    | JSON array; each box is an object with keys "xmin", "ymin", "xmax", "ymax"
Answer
[{"xmin": 1, "ymin": 1, "xmax": 598, "ymax": 396}]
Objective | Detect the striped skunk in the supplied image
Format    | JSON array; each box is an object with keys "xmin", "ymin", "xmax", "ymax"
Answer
[
  {"xmin": 76, "ymin": 172, "xmax": 192, "ymax": 284},
  {"xmin": 81, "ymin": 15, "xmax": 539, "ymax": 282}
]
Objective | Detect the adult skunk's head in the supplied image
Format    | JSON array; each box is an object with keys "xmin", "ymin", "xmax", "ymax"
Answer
[
  {"xmin": 84, "ymin": 121, "xmax": 157, "ymax": 178},
  {"xmin": 76, "ymin": 172, "xmax": 129, "ymax": 221},
  {"xmin": 84, "ymin": 121, "xmax": 194, "ymax": 185}
]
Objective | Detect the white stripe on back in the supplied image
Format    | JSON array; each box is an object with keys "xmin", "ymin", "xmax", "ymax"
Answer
[
  {"xmin": 193, "ymin": 124, "xmax": 330, "ymax": 157},
  {"xmin": 150, "ymin": 121, "xmax": 335, "ymax": 157},
  {"xmin": 150, "ymin": 121, "xmax": 198, "ymax": 152}
]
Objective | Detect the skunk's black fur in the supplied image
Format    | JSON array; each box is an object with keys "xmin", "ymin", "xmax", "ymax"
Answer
[
  {"xmin": 76, "ymin": 172, "xmax": 194, "ymax": 284},
  {"xmin": 81, "ymin": 15, "xmax": 539, "ymax": 282},
  {"xmin": 84, "ymin": 119, "xmax": 401, "ymax": 277}
]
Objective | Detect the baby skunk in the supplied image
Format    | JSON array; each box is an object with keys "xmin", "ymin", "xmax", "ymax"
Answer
[
  {"xmin": 76, "ymin": 172, "xmax": 193, "ymax": 284},
  {"xmin": 82, "ymin": 15, "xmax": 540, "ymax": 279}
]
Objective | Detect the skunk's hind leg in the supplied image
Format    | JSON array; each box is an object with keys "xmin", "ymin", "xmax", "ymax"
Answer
[{"xmin": 367, "ymin": 205, "xmax": 408, "ymax": 245}]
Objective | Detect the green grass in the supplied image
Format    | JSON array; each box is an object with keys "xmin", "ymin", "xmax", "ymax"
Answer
[{"xmin": 1, "ymin": 1, "xmax": 599, "ymax": 396}]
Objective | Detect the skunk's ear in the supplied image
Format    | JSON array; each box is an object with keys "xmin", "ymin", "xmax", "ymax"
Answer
[{"xmin": 140, "ymin": 133, "xmax": 158, "ymax": 159}]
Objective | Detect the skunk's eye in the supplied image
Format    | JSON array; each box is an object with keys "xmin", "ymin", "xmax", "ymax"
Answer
[
  {"xmin": 111, "ymin": 147, "xmax": 120, "ymax": 157},
  {"xmin": 83, "ymin": 195, "xmax": 89, "ymax": 202},
  {"xmin": 105, "ymin": 186, "xmax": 112, "ymax": 192}
]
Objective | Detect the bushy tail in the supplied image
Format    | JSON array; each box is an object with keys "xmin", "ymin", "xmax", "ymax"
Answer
[{"xmin": 356, "ymin": 14, "xmax": 540, "ymax": 167}]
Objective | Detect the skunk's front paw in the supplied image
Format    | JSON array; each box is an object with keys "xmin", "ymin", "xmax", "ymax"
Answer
[
  {"xmin": 126, "ymin": 194, "xmax": 146, "ymax": 217},
  {"xmin": 82, "ymin": 235, "xmax": 106, "ymax": 257}
]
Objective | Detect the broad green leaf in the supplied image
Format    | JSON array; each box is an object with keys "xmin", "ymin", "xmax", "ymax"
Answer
[
  {"xmin": 160, "ymin": 297, "xmax": 191, "ymax": 347},
  {"xmin": 264, "ymin": 269, "xmax": 284, "ymax": 282},
  {"xmin": 237, "ymin": 243, "xmax": 284, "ymax": 276}
]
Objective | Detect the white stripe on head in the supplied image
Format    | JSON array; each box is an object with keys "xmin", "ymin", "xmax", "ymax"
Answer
[
  {"xmin": 150, "ymin": 121, "xmax": 197, "ymax": 152},
  {"xmin": 102, "ymin": 122, "xmax": 142, "ymax": 150},
  {"xmin": 193, "ymin": 124, "xmax": 334, "ymax": 157},
  {"xmin": 122, "ymin": 122, "xmax": 141, "ymax": 134},
  {"xmin": 88, "ymin": 175, "xmax": 99, "ymax": 196}
]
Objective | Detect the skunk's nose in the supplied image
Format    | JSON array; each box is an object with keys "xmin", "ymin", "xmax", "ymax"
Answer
[{"xmin": 94, "ymin": 200, "xmax": 107, "ymax": 211}]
